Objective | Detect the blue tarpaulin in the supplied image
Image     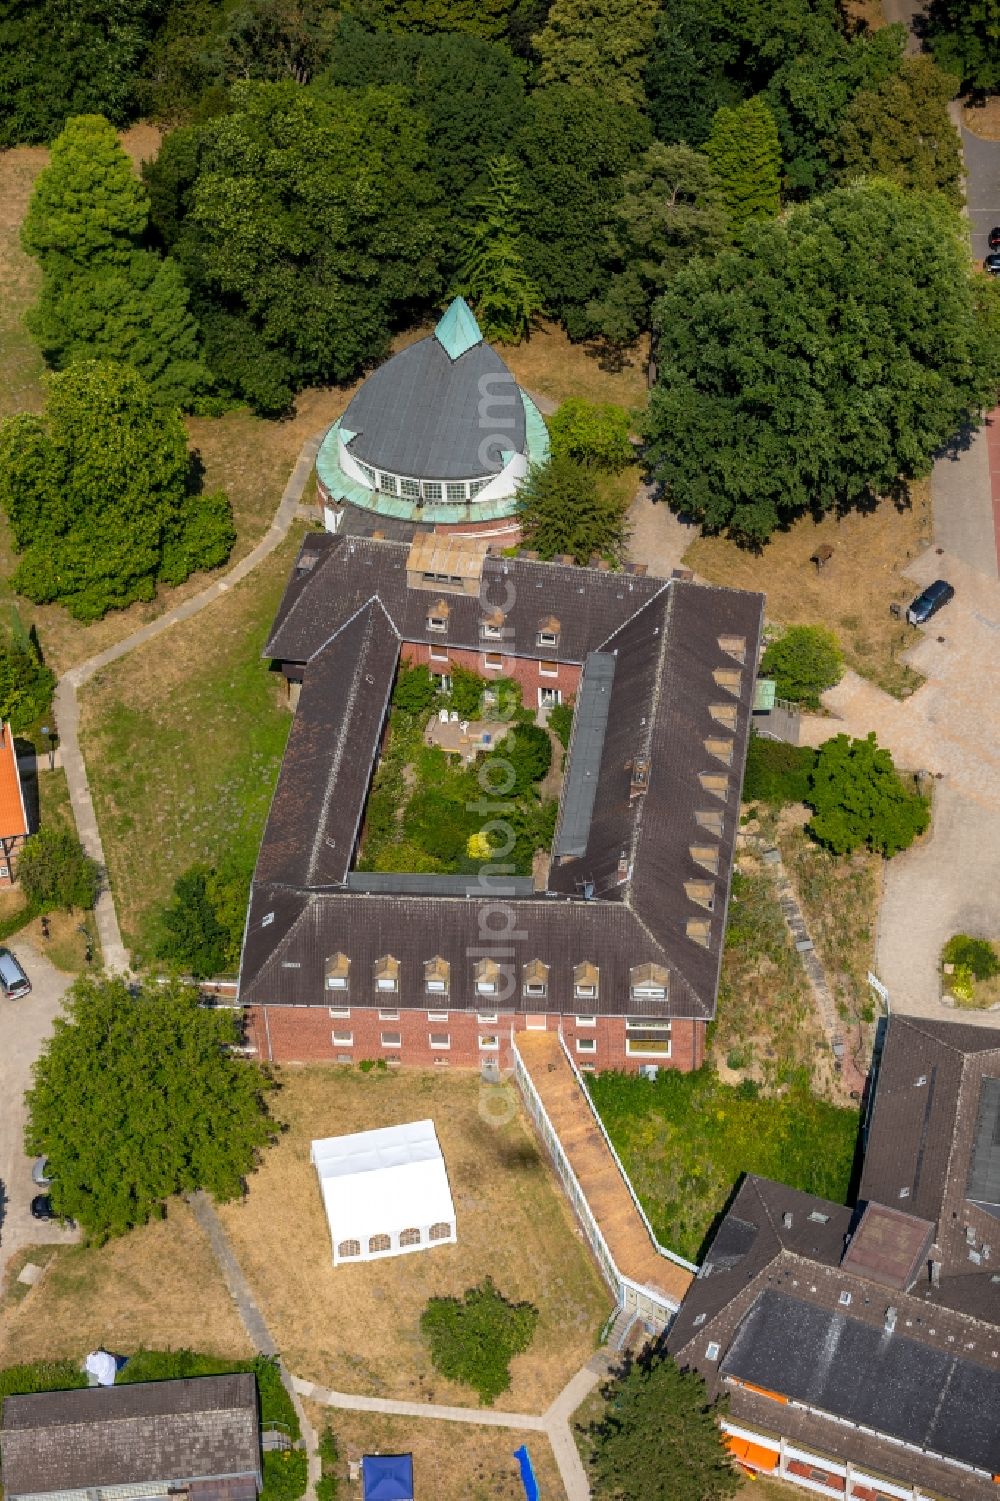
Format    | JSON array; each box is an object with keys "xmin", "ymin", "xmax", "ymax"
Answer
[
  {"xmin": 362, "ymin": 1453, "xmax": 414, "ymax": 1501},
  {"xmin": 513, "ymin": 1443, "xmax": 540, "ymax": 1501}
]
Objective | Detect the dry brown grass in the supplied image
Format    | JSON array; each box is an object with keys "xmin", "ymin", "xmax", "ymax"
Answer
[
  {"xmin": 218, "ymin": 1068, "xmax": 612, "ymax": 1413},
  {"xmin": 963, "ymin": 97, "xmax": 1000, "ymax": 140},
  {"xmin": 503, "ymin": 320, "xmax": 649, "ymax": 411},
  {"xmin": 304, "ymin": 1405, "xmax": 568, "ymax": 1501},
  {"xmin": 684, "ymin": 480, "xmax": 933, "ymax": 697},
  {"xmin": 841, "ymin": 0, "xmax": 887, "ymax": 30},
  {"xmin": 0, "ymin": 1200, "xmax": 253, "ymax": 1366}
]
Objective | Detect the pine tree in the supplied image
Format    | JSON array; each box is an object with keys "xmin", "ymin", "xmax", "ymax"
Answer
[
  {"xmin": 21, "ymin": 116, "xmax": 209, "ymax": 408},
  {"xmin": 457, "ymin": 156, "xmax": 542, "ymax": 344},
  {"xmin": 705, "ymin": 96, "xmax": 782, "ymax": 230}
]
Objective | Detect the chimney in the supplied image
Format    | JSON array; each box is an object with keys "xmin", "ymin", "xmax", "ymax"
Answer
[
  {"xmin": 885, "ymin": 1305, "xmax": 898, "ymax": 1335},
  {"xmin": 630, "ymin": 758, "xmax": 650, "ymax": 801},
  {"xmin": 782, "ymin": 1212, "xmax": 793, "ymax": 1230},
  {"xmin": 930, "ymin": 1260, "xmax": 941, "ymax": 1288}
]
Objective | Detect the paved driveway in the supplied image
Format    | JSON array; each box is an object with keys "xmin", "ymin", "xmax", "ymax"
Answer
[
  {"xmin": 963, "ymin": 126, "xmax": 1000, "ymax": 266},
  {"xmin": 0, "ymin": 940, "xmax": 77, "ymax": 1288}
]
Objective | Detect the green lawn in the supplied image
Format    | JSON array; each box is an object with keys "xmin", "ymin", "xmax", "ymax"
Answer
[
  {"xmin": 79, "ymin": 530, "xmax": 301, "ymax": 959},
  {"xmin": 588, "ymin": 1068, "xmax": 860, "ymax": 1262}
]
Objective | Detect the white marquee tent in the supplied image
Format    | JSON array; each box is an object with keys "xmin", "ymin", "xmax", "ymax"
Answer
[{"xmin": 311, "ymin": 1119, "xmax": 457, "ymax": 1266}]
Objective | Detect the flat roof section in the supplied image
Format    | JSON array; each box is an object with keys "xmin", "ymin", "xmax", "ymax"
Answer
[
  {"xmin": 967, "ymin": 1074, "xmax": 1000, "ymax": 1211},
  {"xmin": 346, "ymin": 872, "xmax": 535, "ymax": 898},
  {"xmin": 553, "ymin": 653, "xmax": 616, "ymax": 859},
  {"xmin": 840, "ymin": 1201, "xmax": 935, "ymax": 1290}
]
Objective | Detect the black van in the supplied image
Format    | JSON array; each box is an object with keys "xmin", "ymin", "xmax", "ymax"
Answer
[
  {"xmin": 907, "ymin": 579, "xmax": 955, "ymax": 627},
  {"xmin": 0, "ymin": 947, "xmax": 31, "ymax": 998}
]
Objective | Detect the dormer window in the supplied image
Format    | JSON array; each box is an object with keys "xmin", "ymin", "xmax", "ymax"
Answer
[
  {"xmin": 704, "ymin": 737, "xmax": 733, "ymax": 767},
  {"xmin": 481, "ymin": 608, "xmax": 506, "ymax": 641},
  {"xmin": 375, "ymin": 955, "xmax": 399, "ymax": 993},
  {"xmin": 475, "ymin": 957, "xmax": 500, "ymax": 995},
  {"xmin": 686, "ymin": 918, "xmax": 712, "ymax": 948},
  {"xmin": 630, "ymin": 963, "xmax": 668, "ymax": 1001},
  {"xmin": 718, "ymin": 634, "xmax": 746, "ymax": 664},
  {"xmin": 574, "ymin": 961, "xmax": 599, "ymax": 1001},
  {"xmin": 713, "ymin": 667, "xmax": 742, "ymax": 695},
  {"xmin": 699, "ymin": 772, "xmax": 729, "ymax": 801},
  {"xmin": 427, "ymin": 600, "xmax": 450, "ymax": 633},
  {"xmin": 522, "ymin": 958, "xmax": 549, "ymax": 998},
  {"xmin": 695, "ymin": 810, "xmax": 724, "ymax": 837},
  {"xmin": 685, "ymin": 880, "xmax": 715, "ymax": 911},
  {"xmin": 424, "ymin": 956, "xmax": 450, "ymax": 995},
  {"xmin": 537, "ymin": 615, "xmax": 560, "ymax": 649},
  {"xmin": 325, "ymin": 952, "xmax": 350, "ymax": 992},
  {"xmin": 709, "ymin": 703, "xmax": 737, "ymax": 729}
]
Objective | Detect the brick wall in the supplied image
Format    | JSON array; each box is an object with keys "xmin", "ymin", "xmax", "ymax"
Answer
[
  {"xmin": 244, "ymin": 1003, "xmax": 705, "ymax": 1074},
  {"xmin": 401, "ymin": 641, "xmax": 581, "ymax": 706}
]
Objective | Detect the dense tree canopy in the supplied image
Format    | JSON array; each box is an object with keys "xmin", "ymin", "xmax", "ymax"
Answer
[
  {"xmin": 532, "ymin": 0, "xmax": 661, "ymax": 108},
  {"xmin": 0, "ymin": 362, "xmax": 233, "ymax": 620},
  {"xmin": 587, "ymin": 1348, "xmax": 739, "ymax": 1501},
  {"xmin": 644, "ymin": 185, "xmax": 1000, "ymax": 545},
  {"xmin": 518, "ymin": 456, "xmax": 629, "ymax": 563},
  {"xmin": 705, "ymin": 96, "xmax": 781, "ymax": 228},
  {"xmin": 155, "ymin": 862, "xmax": 247, "ymax": 977},
  {"xmin": 456, "ymin": 156, "xmax": 541, "ymax": 343},
  {"xmin": 24, "ymin": 973, "xmax": 276, "ymax": 1240},
  {"xmin": 0, "ymin": 612, "xmax": 55, "ymax": 733},
  {"xmin": 23, "ymin": 116, "xmax": 209, "ymax": 408},
  {"xmin": 18, "ymin": 827, "xmax": 100, "ymax": 913},
  {"xmin": 146, "ymin": 82, "xmax": 443, "ymax": 414},
  {"xmin": 927, "ymin": 0, "xmax": 1000, "ymax": 95},
  {"xmin": 834, "ymin": 56, "xmax": 963, "ymax": 205},
  {"xmin": 807, "ymin": 733, "xmax": 930, "ymax": 857}
]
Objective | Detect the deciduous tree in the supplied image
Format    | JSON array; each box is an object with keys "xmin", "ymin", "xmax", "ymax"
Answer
[
  {"xmin": 24, "ymin": 973, "xmax": 276, "ymax": 1240},
  {"xmin": 517, "ymin": 457, "xmax": 630, "ymax": 564},
  {"xmin": 586, "ymin": 1347, "xmax": 739, "ymax": 1501},
  {"xmin": 807, "ymin": 732, "xmax": 930, "ymax": 857},
  {"xmin": 531, "ymin": 0, "xmax": 661, "ymax": 109},
  {"xmin": 644, "ymin": 184, "xmax": 1000, "ymax": 545},
  {"xmin": 548, "ymin": 398, "xmax": 635, "ymax": 472},
  {"xmin": 18, "ymin": 827, "xmax": 100, "ymax": 913},
  {"xmin": 760, "ymin": 625, "xmax": 843, "ymax": 710},
  {"xmin": 705, "ymin": 96, "xmax": 781, "ymax": 228},
  {"xmin": 0, "ymin": 611, "xmax": 55, "ymax": 733},
  {"xmin": 927, "ymin": 0, "xmax": 1000, "ymax": 95},
  {"xmin": 834, "ymin": 56, "xmax": 963, "ymax": 205}
]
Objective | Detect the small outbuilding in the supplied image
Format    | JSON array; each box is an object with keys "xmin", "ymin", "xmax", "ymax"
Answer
[
  {"xmin": 362, "ymin": 1453, "xmax": 415, "ymax": 1501},
  {"xmin": 311, "ymin": 1119, "xmax": 457, "ymax": 1266}
]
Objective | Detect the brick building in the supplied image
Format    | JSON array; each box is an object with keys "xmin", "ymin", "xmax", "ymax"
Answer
[
  {"xmin": 0, "ymin": 721, "xmax": 30, "ymax": 887},
  {"xmin": 237, "ymin": 529, "xmax": 763, "ymax": 1072},
  {"xmin": 668, "ymin": 1015, "xmax": 1000, "ymax": 1501}
]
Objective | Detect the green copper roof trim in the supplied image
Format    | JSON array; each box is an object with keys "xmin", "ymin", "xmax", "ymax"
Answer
[
  {"xmin": 434, "ymin": 297, "xmax": 483, "ymax": 361},
  {"xmin": 338, "ymin": 427, "xmax": 357, "ymax": 445},
  {"xmin": 521, "ymin": 392, "xmax": 551, "ymax": 467},
  {"xmin": 753, "ymin": 678, "xmax": 776, "ymax": 712}
]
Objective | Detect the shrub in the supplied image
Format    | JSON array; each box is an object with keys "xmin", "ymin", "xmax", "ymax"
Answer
[
  {"xmin": 548, "ymin": 397, "xmax": 635, "ymax": 471},
  {"xmin": 760, "ymin": 625, "xmax": 843, "ymax": 709},
  {"xmin": 807, "ymin": 732, "xmax": 929, "ymax": 857},
  {"xmin": 393, "ymin": 662, "xmax": 438, "ymax": 716},
  {"xmin": 448, "ymin": 664, "xmax": 487, "ymax": 719},
  {"xmin": 950, "ymin": 964, "xmax": 976, "ymax": 1003},
  {"xmin": 0, "ymin": 1360, "xmax": 86, "ymax": 1423},
  {"xmin": 942, "ymin": 934, "xmax": 1000, "ymax": 981},
  {"xmin": 548, "ymin": 700, "xmax": 574, "ymax": 750},
  {"xmin": 500, "ymin": 722, "xmax": 552, "ymax": 792},
  {"xmin": 18, "ymin": 825, "xmax": 99, "ymax": 911},
  {"xmin": 0, "ymin": 610, "xmax": 55, "ymax": 732},
  {"xmin": 742, "ymin": 733, "xmax": 816, "ymax": 806},
  {"xmin": 420, "ymin": 1278, "xmax": 539, "ymax": 1405}
]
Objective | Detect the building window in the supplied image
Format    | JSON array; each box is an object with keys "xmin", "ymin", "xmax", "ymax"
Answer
[
  {"xmin": 838, "ymin": 1291, "xmax": 852, "ymax": 1306},
  {"xmin": 428, "ymin": 615, "xmax": 448, "ymax": 633},
  {"xmin": 469, "ymin": 477, "xmax": 490, "ymax": 497},
  {"xmin": 482, "ymin": 623, "xmax": 504, "ymax": 640},
  {"xmin": 576, "ymin": 986, "xmax": 596, "ymax": 1001},
  {"xmin": 423, "ymin": 959, "xmax": 449, "ymax": 1000},
  {"xmin": 331, "ymin": 1030, "xmax": 353, "ymax": 1047},
  {"xmin": 399, "ymin": 1228, "xmax": 421, "ymax": 1247},
  {"xmin": 476, "ymin": 980, "xmax": 497, "ymax": 996},
  {"xmin": 436, "ymin": 673, "xmax": 453, "ymax": 693},
  {"xmin": 429, "ymin": 645, "xmax": 449, "ymax": 663},
  {"xmin": 479, "ymin": 1034, "xmax": 499, "ymax": 1050},
  {"xmin": 328, "ymin": 1006, "xmax": 351, "ymax": 1020},
  {"xmin": 429, "ymin": 1033, "xmax": 451, "ymax": 1050},
  {"xmin": 537, "ymin": 632, "xmax": 558, "ymax": 649},
  {"xmin": 381, "ymin": 1031, "xmax": 402, "ymax": 1048},
  {"xmin": 378, "ymin": 1007, "xmax": 399, "ymax": 1020},
  {"xmin": 625, "ymin": 1017, "xmax": 671, "ymax": 1058},
  {"xmin": 484, "ymin": 653, "xmax": 504, "ymax": 671},
  {"xmin": 525, "ymin": 1015, "xmax": 547, "ymax": 1031},
  {"xmin": 576, "ymin": 1015, "xmax": 597, "ymax": 1027},
  {"xmin": 399, "ymin": 477, "xmax": 420, "ymax": 500},
  {"xmin": 379, "ymin": 473, "xmax": 398, "ymax": 495},
  {"xmin": 576, "ymin": 1037, "xmax": 597, "ymax": 1054},
  {"xmin": 539, "ymin": 660, "xmax": 558, "ymax": 677},
  {"xmin": 705, "ymin": 1342, "xmax": 721, "ymax": 1361},
  {"xmin": 427, "ymin": 1009, "xmax": 449, "ymax": 1022},
  {"xmin": 429, "ymin": 1222, "xmax": 450, "ymax": 1241},
  {"xmin": 476, "ymin": 1011, "xmax": 499, "ymax": 1024},
  {"xmin": 538, "ymin": 687, "xmax": 561, "ymax": 707},
  {"xmin": 524, "ymin": 982, "xmax": 546, "ymax": 998},
  {"xmin": 446, "ymin": 481, "xmax": 467, "ymax": 502},
  {"xmin": 357, "ymin": 462, "xmax": 376, "ymax": 488},
  {"xmin": 369, "ymin": 1233, "xmax": 391, "ymax": 1253},
  {"xmin": 376, "ymin": 981, "xmax": 398, "ymax": 996},
  {"xmin": 426, "ymin": 980, "xmax": 447, "ymax": 996},
  {"xmin": 422, "ymin": 480, "xmax": 443, "ymax": 502},
  {"xmin": 338, "ymin": 1239, "xmax": 361, "ymax": 1258},
  {"xmin": 327, "ymin": 976, "xmax": 348, "ymax": 993}
]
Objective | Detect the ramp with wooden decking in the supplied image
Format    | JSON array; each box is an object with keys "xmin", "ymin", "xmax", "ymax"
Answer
[{"xmin": 515, "ymin": 1030, "xmax": 693, "ymax": 1310}]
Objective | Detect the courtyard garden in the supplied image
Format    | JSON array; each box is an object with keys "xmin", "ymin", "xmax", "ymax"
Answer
[
  {"xmin": 215, "ymin": 1066, "xmax": 611, "ymax": 1413},
  {"xmin": 941, "ymin": 934, "xmax": 1000, "ymax": 1009},
  {"xmin": 358, "ymin": 663, "xmax": 559, "ymax": 877}
]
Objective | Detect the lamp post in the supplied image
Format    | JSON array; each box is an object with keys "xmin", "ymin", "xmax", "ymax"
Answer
[{"xmin": 41, "ymin": 725, "xmax": 55, "ymax": 771}]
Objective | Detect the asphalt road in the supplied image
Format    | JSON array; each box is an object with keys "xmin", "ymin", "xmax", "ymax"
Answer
[
  {"xmin": 0, "ymin": 939, "xmax": 77, "ymax": 1289},
  {"xmin": 964, "ymin": 126, "xmax": 1000, "ymax": 266}
]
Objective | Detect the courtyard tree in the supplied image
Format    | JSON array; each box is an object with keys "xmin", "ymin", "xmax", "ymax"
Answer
[
  {"xmin": 586, "ymin": 1345, "xmax": 739, "ymax": 1501},
  {"xmin": 0, "ymin": 611, "xmax": 55, "ymax": 733},
  {"xmin": 644, "ymin": 184, "xmax": 1000, "ymax": 546},
  {"xmin": 421, "ymin": 1278, "xmax": 538, "ymax": 1404},
  {"xmin": 22, "ymin": 115, "xmax": 209, "ymax": 409},
  {"xmin": 926, "ymin": 0, "xmax": 1000, "ymax": 95},
  {"xmin": 705, "ymin": 96, "xmax": 782, "ymax": 229},
  {"xmin": 806, "ymin": 732, "xmax": 930, "ymax": 858},
  {"xmin": 518, "ymin": 457, "xmax": 630, "ymax": 564},
  {"xmin": 155, "ymin": 863, "xmax": 244, "ymax": 978},
  {"xmin": 18, "ymin": 827, "xmax": 100, "ymax": 914},
  {"xmin": 548, "ymin": 398, "xmax": 635, "ymax": 472},
  {"xmin": 760, "ymin": 625, "xmax": 843, "ymax": 710},
  {"xmin": 531, "ymin": 0, "xmax": 661, "ymax": 109},
  {"xmin": 455, "ymin": 155, "xmax": 542, "ymax": 344},
  {"xmin": 834, "ymin": 56, "xmax": 963, "ymax": 205},
  {"xmin": 25, "ymin": 973, "xmax": 276, "ymax": 1241},
  {"xmin": 0, "ymin": 361, "xmax": 234, "ymax": 621}
]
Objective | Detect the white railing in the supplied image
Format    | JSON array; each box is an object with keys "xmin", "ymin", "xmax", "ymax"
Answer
[{"xmin": 558, "ymin": 1031, "xmax": 699, "ymax": 1275}]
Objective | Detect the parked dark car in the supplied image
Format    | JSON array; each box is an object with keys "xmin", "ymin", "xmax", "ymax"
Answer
[
  {"xmin": 985, "ymin": 252, "xmax": 1000, "ymax": 277},
  {"xmin": 30, "ymin": 1194, "xmax": 55, "ymax": 1220},
  {"xmin": 907, "ymin": 578, "xmax": 955, "ymax": 626},
  {"xmin": 0, "ymin": 947, "xmax": 30, "ymax": 999},
  {"xmin": 31, "ymin": 1156, "xmax": 51, "ymax": 1187},
  {"xmin": 989, "ymin": 226, "xmax": 1000, "ymax": 250}
]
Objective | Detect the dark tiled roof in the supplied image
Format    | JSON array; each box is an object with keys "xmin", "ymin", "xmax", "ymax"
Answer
[
  {"xmin": 240, "ymin": 540, "xmax": 764, "ymax": 1022},
  {"xmin": 839, "ymin": 1201, "xmax": 935, "ymax": 1290},
  {"xmin": 723, "ymin": 1288, "xmax": 1000, "ymax": 1473},
  {"xmin": 341, "ymin": 336, "xmax": 526, "ymax": 479},
  {"xmin": 0, "ymin": 1376, "xmax": 259, "ymax": 1495}
]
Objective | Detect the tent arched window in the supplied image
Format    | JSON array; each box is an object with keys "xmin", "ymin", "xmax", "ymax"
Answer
[
  {"xmin": 399, "ymin": 1228, "xmax": 421, "ymax": 1247},
  {"xmin": 429, "ymin": 1222, "xmax": 451, "ymax": 1242},
  {"xmin": 338, "ymin": 1240, "xmax": 360, "ymax": 1258},
  {"xmin": 369, "ymin": 1233, "xmax": 391, "ymax": 1253}
]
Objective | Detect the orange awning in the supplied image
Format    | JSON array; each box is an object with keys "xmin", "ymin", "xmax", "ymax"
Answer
[{"xmin": 727, "ymin": 1437, "xmax": 779, "ymax": 1472}]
